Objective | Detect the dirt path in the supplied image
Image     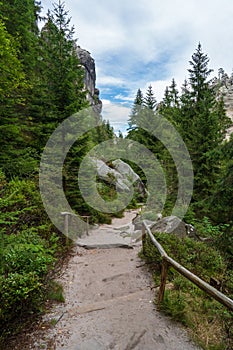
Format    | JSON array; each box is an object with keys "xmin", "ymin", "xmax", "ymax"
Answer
[{"xmin": 11, "ymin": 211, "xmax": 202, "ymax": 349}]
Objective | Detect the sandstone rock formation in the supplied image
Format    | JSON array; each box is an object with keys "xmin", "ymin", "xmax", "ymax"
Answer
[
  {"xmin": 212, "ymin": 72, "xmax": 233, "ymax": 138},
  {"xmin": 150, "ymin": 215, "xmax": 187, "ymax": 238},
  {"xmin": 77, "ymin": 46, "xmax": 102, "ymax": 113},
  {"xmin": 89, "ymin": 157, "xmax": 146, "ymax": 196}
]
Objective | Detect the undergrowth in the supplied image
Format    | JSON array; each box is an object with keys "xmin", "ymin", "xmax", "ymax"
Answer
[
  {"xmin": 140, "ymin": 231, "xmax": 233, "ymax": 350},
  {"xmin": 0, "ymin": 171, "xmax": 67, "ymax": 345}
]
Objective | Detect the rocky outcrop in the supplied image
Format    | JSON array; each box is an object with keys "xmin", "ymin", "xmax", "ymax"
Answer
[
  {"xmin": 112, "ymin": 159, "xmax": 147, "ymax": 197},
  {"xmin": 212, "ymin": 72, "xmax": 233, "ymax": 138},
  {"xmin": 76, "ymin": 46, "xmax": 102, "ymax": 113},
  {"xmin": 90, "ymin": 157, "xmax": 146, "ymax": 196},
  {"xmin": 150, "ymin": 215, "xmax": 187, "ymax": 238}
]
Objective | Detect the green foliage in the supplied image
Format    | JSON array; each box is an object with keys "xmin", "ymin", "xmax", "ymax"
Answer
[
  {"xmin": 0, "ymin": 0, "xmax": 40, "ymax": 72},
  {"xmin": 29, "ymin": 0, "xmax": 88, "ymax": 153},
  {"xmin": 191, "ymin": 216, "xmax": 229, "ymax": 240},
  {"xmin": 180, "ymin": 44, "xmax": 231, "ymax": 202},
  {"xmin": 128, "ymin": 88, "xmax": 144, "ymax": 130},
  {"xmin": 0, "ymin": 230, "xmax": 57, "ymax": 325},
  {"xmin": 0, "ymin": 18, "xmax": 31, "ymax": 175},
  {"xmin": 0, "ymin": 172, "xmax": 62, "ymax": 341},
  {"xmin": 141, "ymin": 232, "xmax": 233, "ymax": 350},
  {"xmin": 46, "ymin": 281, "xmax": 65, "ymax": 303},
  {"xmin": 127, "ymin": 43, "xmax": 232, "ymax": 250},
  {"xmin": 143, "ymin": 84, "xmax": 157, "ymax": 110},
  {"xmin": 143, "ymin": 233, "xmax": 225, "ymax": 280}
]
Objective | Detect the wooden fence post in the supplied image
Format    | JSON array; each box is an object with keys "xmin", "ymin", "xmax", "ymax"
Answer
[
  {"xmin": 81, "ymin": 216, "xmax": 90, "ymax": 236},
  {"xmin": 61, "ymin": 212, "xmax": 70, "ymax": 245},
  {"xmin": 142, "ymin": 225, "xmax": 146, "ymax": 255},
  {"xmin": 157, "ymin": 258, "xmax": 169, "ymax": 309}
]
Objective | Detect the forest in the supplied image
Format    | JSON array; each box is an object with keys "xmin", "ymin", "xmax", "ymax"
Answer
[{"xmin": 0, "ymin": 0, "xmax": 232, "ymax": 348}]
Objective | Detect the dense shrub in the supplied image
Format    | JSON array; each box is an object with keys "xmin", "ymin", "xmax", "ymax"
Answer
[
  {"xmin": 141, "ymin": 231, "xmax": 233, "ymax": 350},
  {"xmin": 0, "ymin": 172, "xmax": 61, "ymax": 341}
]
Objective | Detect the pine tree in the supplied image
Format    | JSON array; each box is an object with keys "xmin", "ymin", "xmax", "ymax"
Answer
[
  {"xmin": 159, "ymin": 78, "xmax": 180, "ymax": 125},
  {"xmin": 182, "ymin": 43, "xmax": 230, "ymax": 203},
  {"xmin": 143, "ymin": 85, "xmax": 157, "ymax": 110},
  {"xmin": 31, "ymin": 0, "xmax": 88, "ymax": 150},
  {"xmin": 209, "ymin": 137, "xmax": 233, "ymax": 225},
  {"xmin": 0, "ymin": 18, "xmax": 34, "ymax": 176},
  {"xmin": 0, "ymin": 1, "xmax": 42, "ymax": 176},
  {"xmin": 128, "ymin": 89, "xmax": 143, "ymax": 130},
  {"xmin": 0, "ymin": 0, "xmax": 41, "ymax": 74}
]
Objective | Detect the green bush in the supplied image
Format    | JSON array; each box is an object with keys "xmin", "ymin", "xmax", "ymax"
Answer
[
  {"xmin": 142, "ymin": 233, "xmax": 225, "ymax": 280},
  {"xmin": 141, "ymin": 231, "xmax": 233, "ymax": 350},
  {"xmin": 0, "ymin": 172, "xmax": 62, "ymax": 342},
  {"xmin": 0, "ymin": 229, "xmax": 57, "ymax": 324}
]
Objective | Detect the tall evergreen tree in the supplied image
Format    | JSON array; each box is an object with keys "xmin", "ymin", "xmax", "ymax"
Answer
[
  {"xmin": 0, "ymin": 0, "xmax": 41, "ymax": 74},
  {"xmin": 128, "ymin": 88, "xmax": 143, "ymax": 130},
  {"xmin": 180, "ymin": 43, "xmax": 230, "ymax": 203},
  {"xmin": 159, "ymin": 78, "xmax": 180, "ymax": 125},
  {"xmin": 0, "ymin": 18, "xmax": 36, "ymax": 176},
  {"xmin": 143, "ymin": 84, "xmax": 157, "ymax": 110},
  {"xmin": 209, "ymin": 135, "xmax": 233, "ymax": 225},
  {"xmin": 30, "ymin": 0, "xmax": 88, "ymax": 150},
  {"xmin": 0, "ymin": 1, "xmax": 42, "ymax": 176}
]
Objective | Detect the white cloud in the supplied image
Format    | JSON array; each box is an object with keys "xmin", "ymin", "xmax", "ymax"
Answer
[
  {"xmin": 101, "ymin": 101, "xmax": 130, "ymax": 135},
  {"xmin": 114, "ymin": 94, "xmax": 134, "ymax": 102},
  {"xmin": 41, "ymin": 0, "xmax": 233, "ymax": 130}
]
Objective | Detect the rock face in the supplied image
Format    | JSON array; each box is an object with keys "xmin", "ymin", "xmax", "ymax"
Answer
[
  {"xmin": 76, "ymin": 46, "xmax": 102, "ymax": 113},
  {"xmin": 212, "ymin": 72, "xmax": 233, "ymax": 138},
  {"xmin": 150, "ymin": 215, "xmax": 187, "ymax": 238},
  {"xmin": 112, "ymin": 159, "xmax": 147, "ymax": 197},
  {"xmin": 90, "ymin": 157, "xmax": 146, "ymax": 196}
]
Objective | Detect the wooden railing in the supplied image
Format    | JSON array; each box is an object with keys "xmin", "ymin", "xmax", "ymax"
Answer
[{"xmin": 142, "ymin": 220, "xmax": 233, "ymax": 311}]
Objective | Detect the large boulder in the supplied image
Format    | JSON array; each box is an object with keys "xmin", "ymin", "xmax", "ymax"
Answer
[
  {"xmin": 112, "ymin": 159, "xmax": 147, "ymax": 197},
  {"xmin": 150, "ymin": 215, "xmax": 187, "ymax": 238},
  {"xmin": 132, "ymin": 213, "xmax": 155, "ymax": 231},
  {"xmin": 90, "ymin": 158, "xmax": 132, "ymax": 192},
  {"xmin": 90, "ymin": 158, "xmax": 146, "ymax": 195}
]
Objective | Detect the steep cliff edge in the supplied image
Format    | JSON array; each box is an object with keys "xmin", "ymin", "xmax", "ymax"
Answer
[{"xmin": 77, "ymin": 46, "xmax": 102, "ymax": 113}]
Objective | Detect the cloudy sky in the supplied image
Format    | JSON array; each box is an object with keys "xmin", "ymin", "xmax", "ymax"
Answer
[{"xmin": 41, "ymin": 0, "xmax": 233, "ymax": 134}]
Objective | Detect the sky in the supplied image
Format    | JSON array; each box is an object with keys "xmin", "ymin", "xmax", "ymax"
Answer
[{"xmin": 41, "ymin": 0, "xmax": 233, "ymax": 134}]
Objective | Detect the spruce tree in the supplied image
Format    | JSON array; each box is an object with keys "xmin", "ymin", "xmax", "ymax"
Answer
[
  {"xmin": 159, "ymin": 78, "xmax": 180, "ymax": 125},
  {"xmin": 0, "ymin": 18, "xmax": 34, "ymax": 176},
  {"xmin": 209, "ymin": 146, "xmax": 233, "ymax": 225},
  {"xmin": 31, "ymin": 0, "xmax": 88, "ymax": 150},
  {"xmin": 128, "ymin": 89, "xmax": 143, "ymax": 130},
  {"xmin": 181, "ymin": 44, "xmax": 230, "ymax": 203},
  {"xmin": 143, "ymin": 84, "xmax": 157, "ymax": 110},
  {"xmin": 0, "ymin": 0, "xmax": 41, "ymax": 74},
  {"xmin": 0, "ymin": 1, "xmax": 41, "ymax": 176}
]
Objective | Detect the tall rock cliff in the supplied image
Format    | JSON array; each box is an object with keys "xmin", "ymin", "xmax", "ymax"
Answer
[
  {"xmin": 76, "ymin": 46, "xmax": 102, "ymax": 113},
  {"xmin": 212, "ymin": 72, "xmax": 233, "ymax": 138}
]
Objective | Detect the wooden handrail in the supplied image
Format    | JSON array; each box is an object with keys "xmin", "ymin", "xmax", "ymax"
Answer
[{"xmin": 142, "ymin": 220, "xmax": 233, "ymax": 311}]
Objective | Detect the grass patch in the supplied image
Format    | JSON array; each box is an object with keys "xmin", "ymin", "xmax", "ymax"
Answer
[{"xmin": 47, "ymin": 281, "xmax": 65, "ymax": 303}]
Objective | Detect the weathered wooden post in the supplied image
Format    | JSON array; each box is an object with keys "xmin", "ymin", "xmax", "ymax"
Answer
[
  {"xmin": 61, "ymin": 212, "xmax": 70, "ymax": 244},
  {"xmin": 142, "ymin": 224, "xmax": 146, "ymax": 255},
  {"xmin": 157, "ymin": 258, "xmax": 169, "ymax": 309},
  {"xmin": 81, "ymin": 216, "xmax": 90, "ymax": 236}
]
